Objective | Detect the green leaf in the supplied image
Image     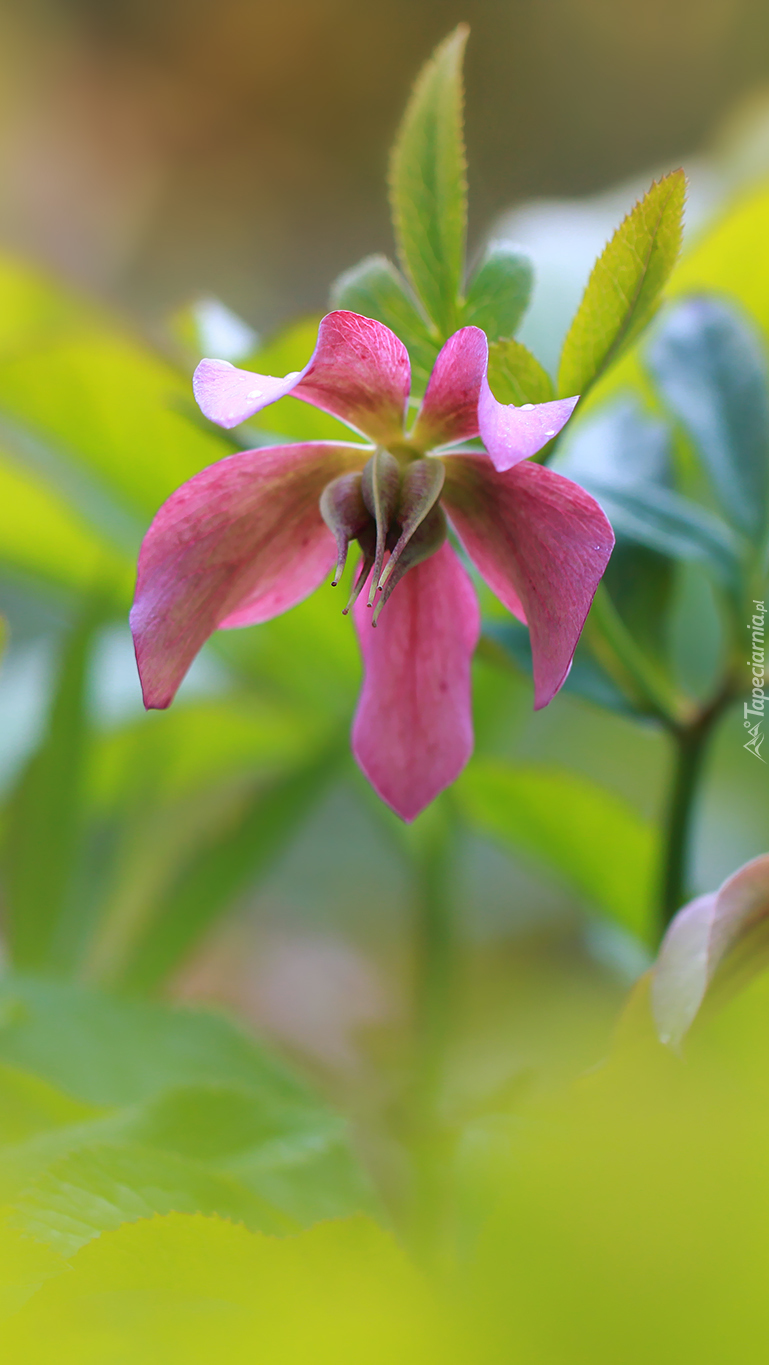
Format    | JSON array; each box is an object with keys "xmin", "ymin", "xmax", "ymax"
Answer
[
  {"xmin": 645, "ymin": 295, "xmax": 769, "ymax": 544},
  {"xmin": 389, "ymin": 25, "xmax": 469, "ymax": 335},
  {"xmin": 585, "ymin": 478, "xmax": 743, "ymax": 586},
  {"xmin": 558, "ymin": 170, "xmax": 686, "ymax": 400},
  {"xmin": 0, "ymin": 976, "xmax": 326, "ymax": 1108},
  {"xmin": 0, "ymin": 1220, "xmax": 65, "ymax": 1320},
  {"xmin": 330, "ymin": 255, "xmax": 439, "ymax": 390},
  {"xmin": 487, "ymin": 338, "xmax": 555, "ymax": 405},
  {"xmin": 456, "ymin": 759, "xmax": 657, "ymax": 939},
  {"xmin": 0, "ymin": 1062, "xmax": 98, "ymax": 1145},
  {"xmin": 4, "ymin": 605, "xmax": 106, "ymax": 972},
  {"xmin": 463, "ymin": 243, "xmax": 533, "ymax": 340},
  {"xmin": 10, "ymin": 1142, "xmax": 291, "ymax": 1254},
  {"xmin": 6, "ymin": 1213, "xmax": 444, "ymax": 1363}
]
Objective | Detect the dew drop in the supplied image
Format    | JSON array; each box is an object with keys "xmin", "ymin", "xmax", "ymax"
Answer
[
  {"xmin": 521, "ymin": 403, "xmax": 534, "ymax": 411},
  {"xmin": 247, "ymin": 388, "xmax": 263, "ymax": 399}
]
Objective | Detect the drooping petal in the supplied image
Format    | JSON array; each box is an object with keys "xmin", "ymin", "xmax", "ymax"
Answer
[
  {"xmin": 352, "ymin": 542, "xmax": 480, "ymax": 821},
  {"xmin": 409, "ymin": 327, "xmax": 487, "ymax": 449},
  {"xmin": 652, "ymin": 854, "xmax": 769, "ymax": 1048},
  {"xmin": 131, "ymin": 442, "xmax": 369, "ymax": 708},
  {"xmin": 194, "ymin": 312, "xmax": 411, "ymax": 444},
  {"xmin": 442, "ymin": 453, "xmax": 614, "ymax": 708},
  {"xmin": 193, "ymin": 360, "xmax": 303, "ymax": 430},
  {"xmin": 478, "ymin": 376, "xmax": 579, "ymax": 472}
]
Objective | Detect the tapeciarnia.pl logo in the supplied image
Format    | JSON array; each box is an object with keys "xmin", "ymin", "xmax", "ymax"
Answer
[{"xmin": 744, "ymin": 599, "xmax": 766, "ymax": 762}]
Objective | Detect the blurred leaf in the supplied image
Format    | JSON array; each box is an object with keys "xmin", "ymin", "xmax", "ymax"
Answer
[
  {"xmin": 330, "ymin": 255, "xmax": 439, "ymax": 390},
  {"xmin": 645, "ymin": 295, "xmax": 769, "ymax": 543},
  {"xmin": 389, "ymin": 25, "xmax": 468, "ymax": 335},
  {"xmin": 0, "ymin": 447, "xmax": 131, "ymax": 600},
  {"xmin": 481, "ymin": 622, "xmax": 641, "ymax": 717},
  {"xmin": 652, "ymin": 854, "xmax": 769, "ymax": 1048},
  {"xmin": 602, "ymin": 543, "xmax": 675, "ymax": 666},
  {"xmin": 487, "ymin": 338, "xmax": 555, "ymax": 405},
  {"xmin": 110, "ymin": 736, "xmax": 345, "ymax": 994},
  {"xmin": 457, "ymin": 759, "xmax": 657, "ymax": 938},
  {"xmin": 558, "ymin": 171, "xmax": 686, "ymax": 400},
  {"xmin": 0, "ymin": 1221, "xmax": 65, "ymax": 1320},
  {"xmin": 584, "ymin": 478, "xmax": 743, "ymax": 586},
  {"xmin": 0, "ymin": 1062, "xmax": 99, "ymax": 1145},
  {"xmin": 0, "ymin": 976, "xmax": 324, "ymax": 1108},
  {"xmin": 463, "ymin": 243, "xmax": 533, "ymax": 340},
  {"xmin": 0, "ymin": 254, "xmax": 233, "ymax": 520},
  {"xmin": 4, "ymin": 605, "xmax": 106, "ymax": 972},
  {"xmin": 10, "ymin": 1142, "xmax": 291, "ymax": 1254},
  {"xmin": 5, "ymin": 1213, "xmax": 446, "ymax": 1365}
]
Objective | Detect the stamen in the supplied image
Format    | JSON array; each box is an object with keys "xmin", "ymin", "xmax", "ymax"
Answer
[
  {"xmin": 378, "ymin": 458, "xmax": 445, "ymax": 592},
  {"xmin": 371, "ymin": 503, "xmax": 447, "ymax": 625},
  {"xmin": 342, "ymin": 523, "xmax": 377, "ymax": 614},
  {"xmin": 361, "ymin": 449, "xmax": 401, "ymax": 607}
]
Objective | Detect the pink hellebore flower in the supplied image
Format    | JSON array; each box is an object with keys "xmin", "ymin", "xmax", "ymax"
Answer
[{"xmin": 131, "ymin": 311, "xmax": 614, "ymax": 821}]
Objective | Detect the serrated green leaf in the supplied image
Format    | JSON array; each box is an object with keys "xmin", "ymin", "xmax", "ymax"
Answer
[
  {"xmin": 330, "ymin": 254, "xmax": 439, "ymax": 390},
  {"xmin": 0, "ymin": 1063, "xmax": 99, "ymax": 1146},
  {"xmin": 0, "ymin": 1220, "xmax": 65, "ymax": 1320},
  {"xmin": 558, "ymin": 170, "xmax": 686, "ymax": 400},
  {"xmin": 5, "ymin": 1213, "xmax": 446, "ymax": 1364},
  {"xmin": 389, "ymin": 25, "xmax": 469, "ymax": 335},
  {"xmin": 463, "ymin": 243, "xmax": 533, "ymax": 340},
  {"xmin": 456, "ymin": 759, "xmax": 657, "ymax": 939},
  {"xmin": 487, "ymin": 338, "xmax": 555, "ymax": 405},
  {"xmin": 10, "ymin": 1142, "xmax": 291, "ymax": 1254}
]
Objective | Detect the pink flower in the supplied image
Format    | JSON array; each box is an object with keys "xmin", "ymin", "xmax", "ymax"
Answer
[{"xmin": 131, "ymin": 312, "xmax": 613, "ymax": 821}]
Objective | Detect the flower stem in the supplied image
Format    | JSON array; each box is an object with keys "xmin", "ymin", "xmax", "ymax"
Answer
[
  {"xmin": 407, "ymin": 804, "xmax": 457, "ymax": 1262},
  {"xmin": 657, "ymin": 700, "xmax": 727, "ymax": 941}
]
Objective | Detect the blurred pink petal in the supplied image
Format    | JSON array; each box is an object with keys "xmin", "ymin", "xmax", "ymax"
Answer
[
  {"xmin": 352, "ymin": 542, "xmax": 480, "ymax": 821},
  {"xmin": 131, "ymin": 442, "xmax": 367, "ymax": 708},
  {"xmin": 478, "ymin": 378, "xmax": 579, "ymax": 471},
  {"xmin": 410, "ymin": 326, "xmax": 486, "ymax": 448},
  {"xmin": 442, "ymin": 453, "xmax": 614, "ymax": 708},
  {"xmin": 652, "ymin": 854, "xmax": 769, "ymax": 1048},
  {"xmin": 194, "ymin": 311, "xmax": 410, "ymax": 443}
]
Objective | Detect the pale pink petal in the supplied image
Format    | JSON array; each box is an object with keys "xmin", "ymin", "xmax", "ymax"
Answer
[
  {"xmin": 193, "ymin": 360, "xmax": 303, "ymax": 430},
  {"xmin": 409, "ymin": 327, "xmax": 486, "ymax": 449},
  {"xmin": 193, "ymin": 311, "xmax": 411, "ymax": 443},
  {"xmin": 442, "ymin": 453, "xmax": 614, "ymax": 708},
  {"xmin": 293, "ymin": 311, "xmax": 411, "ymax": 445},
  {"xmin": 652, "ymin": 854, "xmax": 769, "ymax": 1047},
  {"xmin": 131, "ymin": 442, "xmax": 368, "ymax": 708},
  {"xmin": 352, "ymin": 542, "xmax": 480, "ymax": 821},
  {"xmin": 478, "ymin": 377, "xmax": 579, "ymax": 472}
]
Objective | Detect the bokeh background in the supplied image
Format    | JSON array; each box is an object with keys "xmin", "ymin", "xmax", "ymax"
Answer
[{"xmin": 0, "ymin": 0, "xmax": 768, "ymax": 1145}]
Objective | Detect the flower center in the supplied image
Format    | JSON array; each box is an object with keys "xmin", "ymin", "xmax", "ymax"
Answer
[{"xmin": 320, "ymin": 449, "xmax": 447, "ymax": 623}]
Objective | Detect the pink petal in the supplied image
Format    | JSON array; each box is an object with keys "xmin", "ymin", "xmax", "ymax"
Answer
[
  {"xmin": 442, "ymin": 453, "xmax": 614, "ymax": 708},
  {"xmin": 194, "ymin": 312, "xmax": 411, "ymax": 444},
  {"xmin": 652, "ymin": 854, "xmax": 769, "ymax": 1047},
  {"xmin": 131, "ymin": 442, "xmax": 368, "ymax": 708},
  {"xmin": 410, "ymin": 327, "xmax": 487, "ymax": 449},
  {"xmin": 193, "ymin": 360, "xmax": 303, "ymax": 430},
  {"xmin": 352, "ymin": 542, "xmax": 480, "ymax": 821},
  {"xmin": 294, "ymin": 311, "xmax": 411, "ymax": 445},
  {"xmin": 478, "ymin": 377, "xmax": 579, "ymax": 472}
]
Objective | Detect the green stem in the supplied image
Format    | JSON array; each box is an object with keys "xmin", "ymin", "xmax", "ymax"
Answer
[
  {"xmin": 407, "ymin": 808, "xmax": 457, "ymax": 1262},
  {"xmin": 657, "ymin": 701, "xmax": 727, "ymax": 941}
]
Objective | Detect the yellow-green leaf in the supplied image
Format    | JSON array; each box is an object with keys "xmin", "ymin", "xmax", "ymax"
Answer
[
  {"xmin": 487, "ymin": 338, "xmax": 555, "ymax": 406},
  {"xmin": 558, "ymin": 170, "xmax": 686, "ymax": 400}
]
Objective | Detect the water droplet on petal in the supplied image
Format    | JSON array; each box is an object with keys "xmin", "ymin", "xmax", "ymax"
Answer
[
  {"xmin": 544, "ymin": 429, "xmax": 555, "ymax": 436},
  {"xmin": 247, "ymin": 388, "xmax": 263, "ymax": 399},
  {"xmin": 521, "ymin": 403, "xmax": 534, "ymax": 411}
]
